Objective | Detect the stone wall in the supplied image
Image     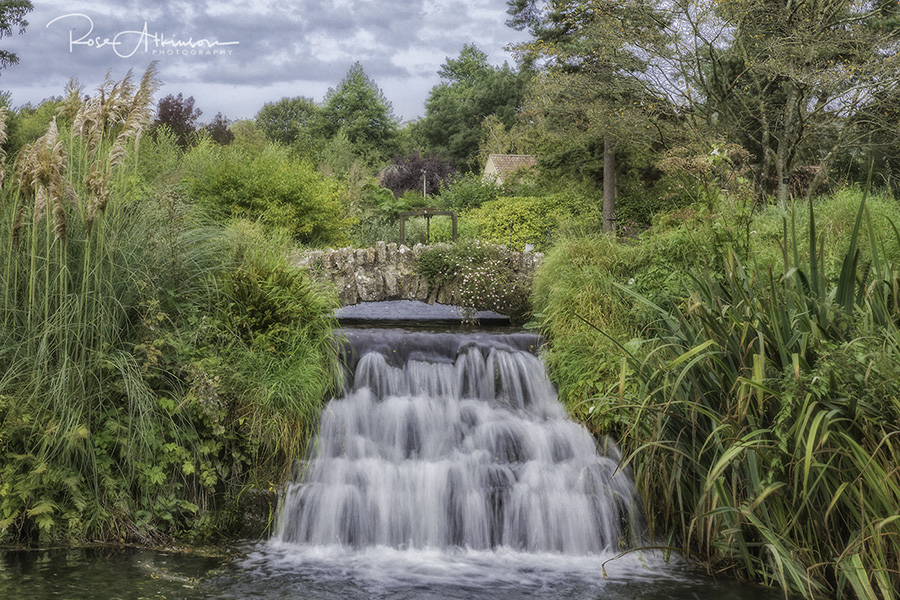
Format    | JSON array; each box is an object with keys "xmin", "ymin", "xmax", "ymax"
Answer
[{"xmin": 291, "ymin": 241, "xmax": 543, "ymax": 307}]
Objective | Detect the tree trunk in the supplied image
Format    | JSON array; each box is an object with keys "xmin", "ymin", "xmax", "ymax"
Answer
[
  {"xmin": 776, "ymin": 85, "xmax": 800, "ymax": 207},
  {"xmin": 603, "ymin": 137, "xmax": 616, "ymax": 235}
]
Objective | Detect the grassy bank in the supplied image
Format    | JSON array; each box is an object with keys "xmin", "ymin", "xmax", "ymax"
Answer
[
  {"xmin": 0, "ymin": 68, "xmax": 339, "ymax": 545},
  {"xmin": 534, "ymin": 190, "xmax": 900, "ymax": 599}
]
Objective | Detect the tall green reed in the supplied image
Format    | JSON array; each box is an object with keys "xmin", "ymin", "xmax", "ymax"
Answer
[{"xmin": 1, "ymin": 67, "xmax": 342, "ymax": 542}]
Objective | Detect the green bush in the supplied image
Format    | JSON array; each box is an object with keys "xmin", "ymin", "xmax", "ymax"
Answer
[
  {"xmin": 437, "ymin": 172, "xmax": 500, "ymax": 211},
  {"xmin": 417, "ymin": 241, "xmax": 532, "ymax": 323},
  {"xmin": 466, "ymin": 192, "xmax": 598, "ymax": 251},
  {"xmin": 181, "ymin": 140, "xmax": 353, "ymax": 246}
]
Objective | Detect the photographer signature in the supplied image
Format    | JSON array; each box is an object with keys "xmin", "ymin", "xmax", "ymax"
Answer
[{"xmin": 47, "ymin": 13, "xmax": 239, "ymax": 58}]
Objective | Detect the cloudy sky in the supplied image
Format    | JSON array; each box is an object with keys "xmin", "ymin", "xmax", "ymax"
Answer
[{"xmin": 0, "ymin": 0, "xmax": 530, "ymax": 123}]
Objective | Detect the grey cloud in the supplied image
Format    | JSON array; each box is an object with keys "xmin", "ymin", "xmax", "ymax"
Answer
[{"xmin": 2, "ymin": 0, "xmax": 528, "ymax": 119}]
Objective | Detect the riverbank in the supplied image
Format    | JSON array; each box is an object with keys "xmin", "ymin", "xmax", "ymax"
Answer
[{"xmin": 532, "ymin": 188, "xmax": 900, "ymax": 600}]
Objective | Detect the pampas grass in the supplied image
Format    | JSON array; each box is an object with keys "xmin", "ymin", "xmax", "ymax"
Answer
[
  {"xmin": 0, "ymin": 65, "xmax": 340, "ymax": 542},
  {"xmin": 0, "ymin": 64, "xmax": 182, "ymax": 540}
]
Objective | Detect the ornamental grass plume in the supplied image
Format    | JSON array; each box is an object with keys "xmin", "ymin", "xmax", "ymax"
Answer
[
  {"xmin": 73, "ymin": 69, "xmax": 135, "ymax": 157},
  {"xmin": 13, "ymin": 117, "xmax": 76, "ymax": 241},
  {"xmin": 81, "ymin": 62, "xmax": 159, "ymax": 229},
  {"xmin": 59, "ymin": 78, "xmax": 84, "ymax": 124}
]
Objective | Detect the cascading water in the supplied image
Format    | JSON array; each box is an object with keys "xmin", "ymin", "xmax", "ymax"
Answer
[
  {"xmin": 0, "ymin": 325, "xmax": 782, "ymax": 599},
  {"xmin": 275, "ymin": 328, "xmax": 645, "ymax": 555}
]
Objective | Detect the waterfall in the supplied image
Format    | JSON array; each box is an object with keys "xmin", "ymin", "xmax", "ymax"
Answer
[{"xmin": 275, "ymin": 328, "xmax": 645, "ymax": 554}]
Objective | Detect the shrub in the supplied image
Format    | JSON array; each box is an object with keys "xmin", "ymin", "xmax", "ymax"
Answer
[
  {"xmin": 181, "ymin": 140, "xmax": 353, "ymax": 246},
  {"xmin": 379, "ymin": 151, "xmax": 458, "ymax": 198},
  {"xmin": 437, "ymin": 171, "xmax": 500, "ymax": 211},
  {"xmin": 417, "ymin": 241, "xmax": 532, "ymax": 323},
  {"xmin": 466, "ymin": 192, "xmax": 597, "ymax": 251}
]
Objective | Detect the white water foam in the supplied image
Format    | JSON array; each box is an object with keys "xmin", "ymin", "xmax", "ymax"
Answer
[{"xmin": 266, "ymin": 329, "xmax": 677, "ymax": 596}]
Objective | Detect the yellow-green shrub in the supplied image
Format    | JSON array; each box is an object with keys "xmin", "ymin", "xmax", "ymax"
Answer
[{"xmin": 466, "ymin": 192, "xmax": 597, "ymax": 251}]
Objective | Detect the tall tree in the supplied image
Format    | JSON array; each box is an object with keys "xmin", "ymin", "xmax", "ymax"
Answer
[
  {"xmin": 685, "ymin": 0, "xmax": 900, "ymax": 202},
  {"xmin": 420, "ymin": 44, "xmax": 527, "ymax": 170},
  {"xmin": 508, "ymin": 0, "xmax": 673, "ymax": 233},
  {"xmin": 204, "ymin": 112, "xmax": 234, "ymax": 145},
  {"xmin": 318, "ymin": 62, "xmax": 399, "ymax": 162},
  {"xmin": 0, "ymin": 0, "xmax": 32, "ymax": 71}
]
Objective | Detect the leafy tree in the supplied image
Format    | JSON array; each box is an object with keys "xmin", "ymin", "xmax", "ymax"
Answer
[
  {"xmin": 508, "ymin": 0, "xmax": 673, "ymax": 233},
  {"xmin": 318, "ymin": 62, "xmax": 399, "ymax": 163},
  {"xmin": 0, "ymin": 0, "xmax": 31, "ymax": 71},
  {"xmin": 204, "ymin": 112, "xmax": 234, "ymax": 145},
  {"xmin": 153, "ymin": 93, "xmax": 202, "ymax": 147},
  {"xmin": 255, "ymin": 96, "xmax": 320, "ymax": 147},
  {"xmin": 379, "ymin": 151, "xmax": 458, "ymax": 198},
  {"xmin": 419, "ymin": 44, "xmax": 526, "ymax": 170},
  {"xmin": 4, "ymin": 96, "xmax": 63, "ymax": 156},
  {"xmin": 231, "ymin": 120, "xmax": 269, "ymax": 153},
  {"xmin": 683, "ymin": 0, "xmax": 900, "ymax": 202}
]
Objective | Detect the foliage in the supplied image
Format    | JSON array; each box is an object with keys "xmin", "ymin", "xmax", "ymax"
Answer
[
  {"xmin": 6, "ymin": 97, "xmax": 65, "ymax": 157},
  {"xmin": 534, "ymin": 189, "xmax": 900, "ymax": 599},
  {"xmin": 153, "ymin": 93, "xmax": 202, "ymax": 148},
  {"xmin": 255, "ymin": 96, "xmax": 319, "ymax": 147},
  {"xmin": 419, "ymin": 44, "xmax": 527, "ymax": 169},
  {"xmin": 613, "ymin": 140, "xmax": 756, "ymax": 227},
  {"xmin": 508, "ymin": 0, "xmax": 675, "ymax": 231},
  {"xmin": 206, "ymin": 222, "xmax": 339, "ymax": 472},
  {"xmin": 133, "ymin": 124, "xmax": 183, "ymax": 188},
  {"xmin": 417, "ymin": 241, "xmax": 532, "ymax": 323},
  {"xmin": 230, "ymin": 120, "xmax": 269, "ymax": 153},
  {"xmin": 0, "ymin": 68, "xmax": 340, "ymax": 545},
  {"xmin": 437, "ymin": 171, "xmax": 501, "ymax": 212},
  {"xmin": 474, "ymin": 114, "xmax": 533, "ymax": 171},
  {"xmin": 317, "ymin": 62, "xmax": 399, "ymax": 163},
  {"xmin": 465, "ymin": 192, "xmax": 598, "ymax": 251},
  {"xmin": 379, "ymin": 151, "xmax": 458, "ymax": 198},
  {"xmin": 0, "ymin": 0, "xmax": 31, "ymax": 70},
  {"xmin": 180, "ymin": 139, "xmax": 352, "ymax": 246},
  {"xmin": 203, "ymin": 112, "xmax": 234, "ymax": 146},
  {"xmin": 690, "ymin": 0, "xmax": 900, "ymax": 201}
]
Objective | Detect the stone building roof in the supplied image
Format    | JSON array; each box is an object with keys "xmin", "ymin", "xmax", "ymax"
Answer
[{"xmin": 483, "ymin": 154, "xmax": 537, "ymax": 184}]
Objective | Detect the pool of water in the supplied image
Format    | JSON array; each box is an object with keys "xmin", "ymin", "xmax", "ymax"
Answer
[{"xmin": 1, "ymin": 544, "xmax": 784, "ymax": 600}]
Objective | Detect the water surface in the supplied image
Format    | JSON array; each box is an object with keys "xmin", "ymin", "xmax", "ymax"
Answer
[{"xmin": 1, "ymin": 544, "xmax": 785, "ymax": 600}]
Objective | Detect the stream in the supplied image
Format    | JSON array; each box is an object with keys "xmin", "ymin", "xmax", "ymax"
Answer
[{"xmin": 1, "ymin": 315, "xmax": 787, "ymax": 599}]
